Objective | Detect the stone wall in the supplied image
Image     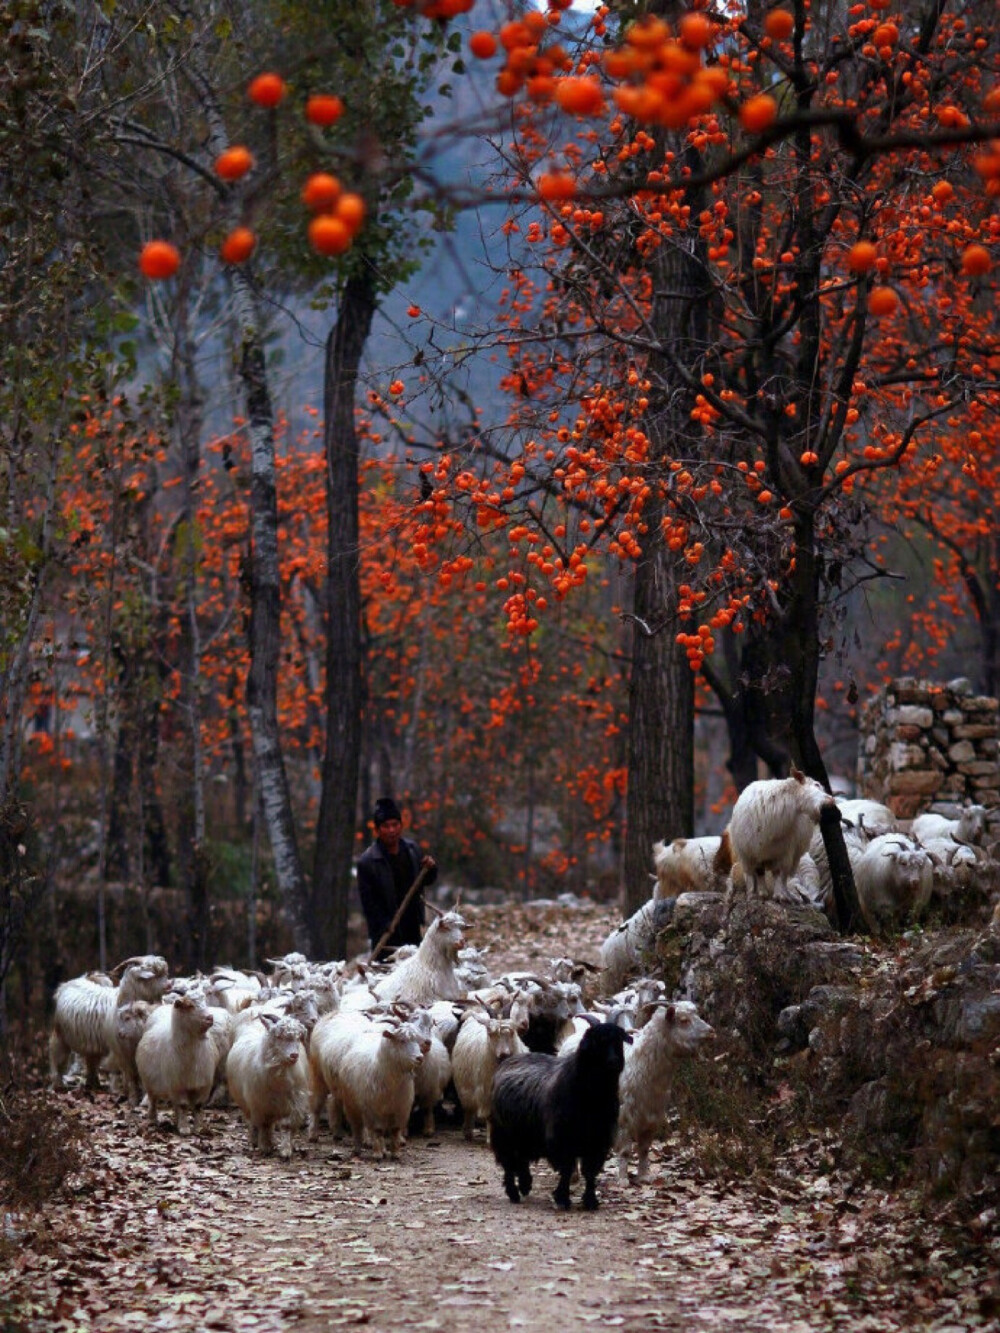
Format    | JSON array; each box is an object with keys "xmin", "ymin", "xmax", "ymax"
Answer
[{"xmin": 858, "ymin": 677, "xmax": 1000, "ymax": 825}]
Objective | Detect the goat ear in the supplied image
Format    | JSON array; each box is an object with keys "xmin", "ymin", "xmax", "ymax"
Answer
[
  {"xmin": 259, "ymin": 1012, "xmax": 278, "ymax": 1028},
  {"xmin": 665, "ymin": 1004, "xmax": 676, "ymax": 1023},
  {"xmin": 791, "ymin": 766, "xmax": 805, "ymax": 782}
]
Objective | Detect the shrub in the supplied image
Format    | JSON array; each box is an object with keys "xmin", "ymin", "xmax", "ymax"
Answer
[{"xmin": 0, "ymin": 1051, "xmax": 84, "ymax": 1212}]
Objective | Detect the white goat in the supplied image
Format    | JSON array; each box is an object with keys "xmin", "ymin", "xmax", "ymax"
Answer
[
  {"xmin": 374, "ymin": 911, "xmax": 468, "ymax": 1005},
  {"xmin": 135, "ymin": 993, "xmax": 217, "ymax": 1134},
  {"xmin": 398, "ymin": 1007, "xmax": 453, "ymax": 1135},
  {"xmin": 599, "ymin": 899, "xmax": 675, "ymax": 995},
  {"xmin": 451, "ymin": 1011, "xmax": 527, "ymax": 1142},
  {"xmin": 727, "ymin": 770, "xmax": 838, "ymax": 899},
  {"xmin": 199, "ymin": 968, "xmax": 260, "ymax": 1015},
  {"xmin": 49, "ymin": 955, "xmax": 171, "ymax": 1091},
  {"xmin": 226, "ymin": 1014, "xmax": 308, "ymax": 1156},
  {"xmin": 335, "ymin": 1021, "xmax": 428, "ymax": 1157},
  {"xmin": 911, "ymin": 805, "xmax": 987, "ymax": 849},
  {"xmin": 233, "ymin": 989, "xmax": 321, "ymax": 1048},
  {"xmin": 652, "ymin": 835, "xmax": 730, "ymax": 899},
  {"xmin": 455, "ymin": 946, "xmax": 492, "ymax": 992},
  {"xmin": 424, "ymin": 999, "xmax": 467, "ymax": 1052},
  {"xmin": 615, "ymin": 1001, "xmax": 714, "ymax": 1183},
  {"xmin": 852, "ymin": 833, "xmax": 934, "ymax": 936},
  {"xmin": 837, "ymin": 798, "xmax": 898, "ymax": 841},
  {"xmin": 107, "ymin": 1000, "xmax": 155, "ymax": 1105},
  {"xmin": 308, "ymin": 1009, "xmax": 387, "ymax": 1137}
]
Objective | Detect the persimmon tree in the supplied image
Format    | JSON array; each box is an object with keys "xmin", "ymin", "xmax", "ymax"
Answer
[
  {"xmin": 389, "ymin": 0, "xmax": 998, "ymax": 919},
  {"xmin": 353, "ymin": 442, "xmax": 631, "ymax": 892}
]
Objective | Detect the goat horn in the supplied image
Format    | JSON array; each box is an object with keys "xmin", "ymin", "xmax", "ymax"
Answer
[
  {"xmin": 109, "ymin": 956, "xmax": 146, "ymax": 978},
  {"xmin": 424, "ymin": 900, "xmax": 445, "ymax": 918}
]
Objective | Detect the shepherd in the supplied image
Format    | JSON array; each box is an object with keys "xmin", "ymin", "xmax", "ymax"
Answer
[{"xmin": 357, "ymin": 798, "xmax": 438, "ymax": 961}]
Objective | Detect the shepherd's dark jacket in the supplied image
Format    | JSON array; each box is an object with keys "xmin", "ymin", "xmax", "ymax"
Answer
[{"xmin": 356, "ymin": 836, "xmax": 438, "ymax": 958}]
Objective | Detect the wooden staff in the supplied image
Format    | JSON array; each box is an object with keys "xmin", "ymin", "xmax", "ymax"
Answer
[{"xmin": 369, "ymin": 863, "xmax": 433, "ymax": 963}]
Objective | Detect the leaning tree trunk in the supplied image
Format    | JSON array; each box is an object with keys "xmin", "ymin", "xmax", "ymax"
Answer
[
  {"xmin": 783, "ymin": 513, "xmax": 863, "ymax": 933},
  {"xmin": 312, "ymin": 269, "xmax": 378, "ymax": 960}
]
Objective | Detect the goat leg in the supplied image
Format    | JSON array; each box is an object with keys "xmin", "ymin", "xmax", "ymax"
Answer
[
  {"xmin": 580, "ymin": 1153, "xmax": 605, "ymax": 1210},
  {"xmin": 503, "ymin": 1166, "xmax": 522, "ymax": 1203},
  {"xmin": 552, "ymin": 1168, "xmax": 573, "ymax": 1210}
]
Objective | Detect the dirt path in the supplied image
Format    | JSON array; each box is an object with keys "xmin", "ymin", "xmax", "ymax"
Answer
[{"xmin": 3, "ymin": 902, "xmax": 993, "ymax": 1332}]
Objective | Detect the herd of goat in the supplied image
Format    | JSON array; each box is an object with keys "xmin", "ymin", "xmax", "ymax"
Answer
[{"xmin": 47, "ymin": 775, "xmax": 992, "ymax": 1209}]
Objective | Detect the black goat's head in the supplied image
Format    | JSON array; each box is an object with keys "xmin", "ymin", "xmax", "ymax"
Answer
[{"xmin": 577, "ymin": 1021, "xmax": 632, "ymax": 1078}]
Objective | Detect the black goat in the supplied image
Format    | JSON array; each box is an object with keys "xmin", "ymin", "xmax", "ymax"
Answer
[{"xmin": 489, "ymin": 1021, "xmax": 631, "ymax": 1211}]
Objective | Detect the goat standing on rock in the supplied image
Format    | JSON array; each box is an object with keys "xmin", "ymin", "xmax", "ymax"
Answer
[
  {"xmin": 490, "ymin": 1021, "xmax": 631, "ymax": 1211},
  {"xmin": 725, "ymin": 769, "xmax": 838, "ymax": 900}
]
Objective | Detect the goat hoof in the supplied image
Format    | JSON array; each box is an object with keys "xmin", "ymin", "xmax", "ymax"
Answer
[
  {"xmin": 553, "ymin": 1191, "xmax": 571, "ymax": 1210},
  {"xmin": 582, "ymin": 1193, "xmax": 599, "ymax": 1211}
]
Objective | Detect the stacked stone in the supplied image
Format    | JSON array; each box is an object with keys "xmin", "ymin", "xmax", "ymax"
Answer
[{"xmin": 858, "ymin": 677, "xmax": 1000, "ymax": 825}]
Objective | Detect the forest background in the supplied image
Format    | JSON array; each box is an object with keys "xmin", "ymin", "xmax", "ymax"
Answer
[{"xmin": 1, "ymin": 0, "xmax": 998, "ymax": 1028}]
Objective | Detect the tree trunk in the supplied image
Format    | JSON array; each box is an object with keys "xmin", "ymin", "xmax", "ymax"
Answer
[
  {"xmin": 182, "ymin": 35, "xmax": 315, "ymax": 957},
  {"xmin": 622, "ymin": 124, "xmax": 708, "ymax": 914},
  {"xmin": 236, "ymin": 296, "xmax": 315, "ymax": 958},
  {"xmin": 173, "ymin": 288, "xmax": 210, "ymax": 972},
  {"xmin": 623, "ymin": 575, "xmax": 695, "ymax": 914},
  {"xmin": 312, "ymin": 269, "xmax": 378, "ymax": 960},
  {"xmin": 779, "ymin": 514, "xmax": 863, "ymax": 930}
]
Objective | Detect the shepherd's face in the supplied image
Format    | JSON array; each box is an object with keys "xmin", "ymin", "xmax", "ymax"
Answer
[{"xmin": 378, "ymin": 818, "xmax": 402, "ymax": 853}]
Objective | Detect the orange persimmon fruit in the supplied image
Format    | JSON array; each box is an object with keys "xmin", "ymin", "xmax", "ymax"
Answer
[
  {"xmin": 555, "ymin": 76, "xmax": 604, "ymax": 116},
  {"xmin": 537, "ymin": 171, "xmax": 576, "ymax": 200},
  {"xmin": 961, "ymin": 244, "xmax": 991, "ymax": 276},
  {"xmin": 301, "ymin": 172, "xmax": 342, "ymax": 211},
  {"xmin": 739, "ymin": 93, "xmax": 778, "ymax": 131},
  {"xmin": 248, "ymin": 72, "xmax": 286, "ymax": 107},
  {"xmin": 469, "ymin": 30, "xmax": 498, "ymax": 58},
  {"xmin": 220, "ymin": 227, "xmax": 256, "ymax": 264},
  {"xmin": 215, "ymin": 146, "xmax": 254, "ymax": 180},
  {"xmin": 847, "ymin": 240, "xmax": 878, "ymax": 272},
  {"xmin": 308, "ymin": 215, "xmax": 352, "ymax": 256},
  {"xmin": 305, "ymin": 94, "xmax": 344, "ymax": 126},
  {"xmin": 138, "ymin": 240, "xmax": 180, "ymax": 279},
  {"xmin": 764, "ymin": 9, "xmax": 794, "ymax": 39},
  {"xmin": 336, "ymin": 192, "xmax": 366, "ymax": 236},
  {"xmin": 679, "ymin": 12, "xmax": 713, "ymax": 49},
  {"xmin": 867, "ymin": 286, "xmax": 898, "ymax": 315}
]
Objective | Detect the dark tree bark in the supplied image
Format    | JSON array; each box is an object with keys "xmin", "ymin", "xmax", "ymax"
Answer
[
  {"xmin": 312, "ymin": 269, "xmax": 378, "ymax": 960},
  {"xmin": 106, "ymin": 644, "xmax": 170, "ymax": 888},
  {"xmin": 622, "ymin": 119, "xmax": 708, "ymax": 915},
  {"xmin": 172, "ymin": 285, "xmax": 211, "ymax": 972},
  {"xmin": 623, "ymin": 562, "xmax": 695, "ymax": 914}
]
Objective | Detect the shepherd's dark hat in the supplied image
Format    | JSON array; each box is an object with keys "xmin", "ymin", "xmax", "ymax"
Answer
[{"xmin": 373, "ymin": 797, "xmax": 402, "ymax": 826}]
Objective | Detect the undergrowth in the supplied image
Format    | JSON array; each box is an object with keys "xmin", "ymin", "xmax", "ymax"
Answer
[{"xmin": 0, "ymin": 1039, "xmax": 84, "ymax": 1216}]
